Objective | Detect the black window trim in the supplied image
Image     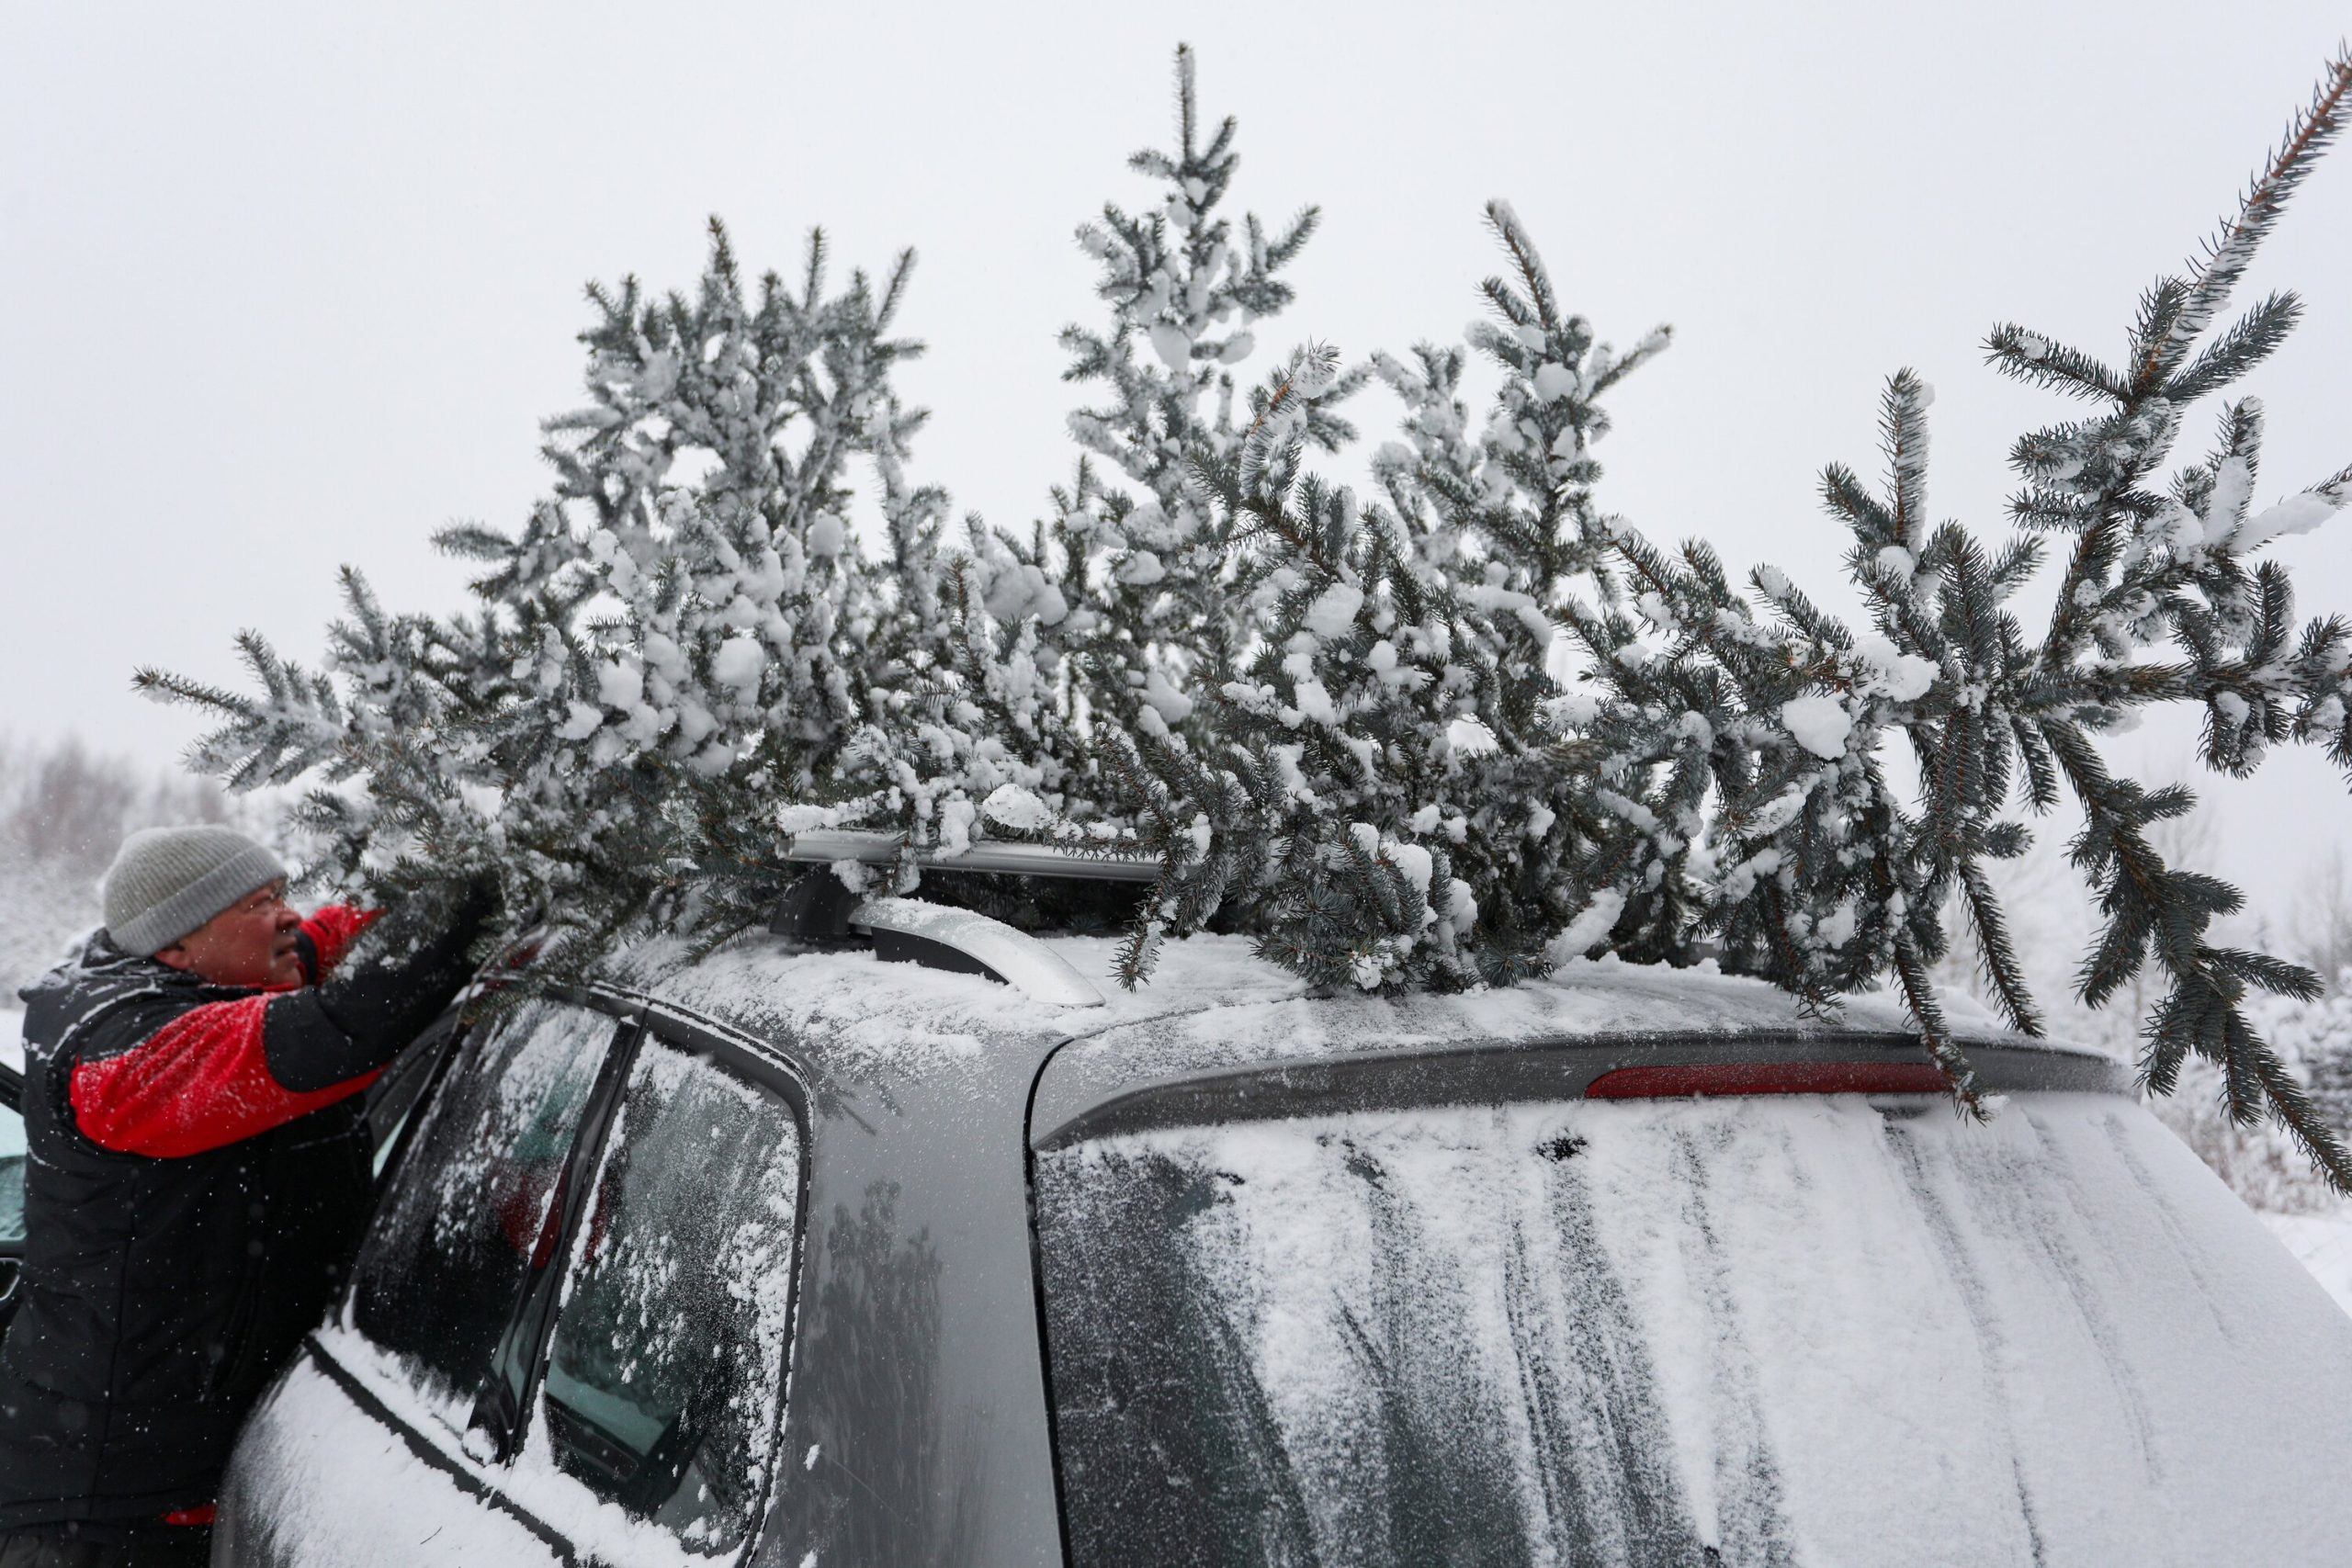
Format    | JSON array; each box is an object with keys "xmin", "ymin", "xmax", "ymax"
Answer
[
  {"xmin": 1023, "ymin": 1028, "xmax": 1088, "ymax": 1568},
  {"xmin": 466, "ymin": 993, "xmax": 648, "ymax": 1460},
  {"xmin": 364, "ymin": 1009, "xmax": 469, "ymax": 1190},
  {"xmin": 593, "ymin": 982, "xmax": 815, "ymax": 1126}
]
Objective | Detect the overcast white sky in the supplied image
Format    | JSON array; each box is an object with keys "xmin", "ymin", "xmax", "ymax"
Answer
[{"xmin": 4, "ymin": 0, "xmax": 2349, "ymax": 924}]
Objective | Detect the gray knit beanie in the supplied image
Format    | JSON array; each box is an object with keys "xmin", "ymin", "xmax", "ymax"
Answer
[{"xmin": 103, "ymin": 825, "xmax": 288, "ymax": 955}]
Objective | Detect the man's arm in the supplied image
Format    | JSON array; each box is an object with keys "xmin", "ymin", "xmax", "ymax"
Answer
[
  {"xmin": 72, "ymin": 889, "xmax": 492, "ymax": 1159},
  {"xmin": 295, "ymin": 905, "xmax": 379, "ymax": 982},
  {"xmin": 69, "ymin": 995, "xmax": 379, "ymax": 1157}
]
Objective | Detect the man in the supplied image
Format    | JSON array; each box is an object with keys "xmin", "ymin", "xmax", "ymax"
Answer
[{"xmin": 0, "ymin": 825, "xmax": 492, "ymax": 1566}]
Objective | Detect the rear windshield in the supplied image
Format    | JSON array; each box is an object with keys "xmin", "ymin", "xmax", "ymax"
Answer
[{"xmin": 1034, "ymin": 1091, "xmax": 2352, "ymax": 1567}]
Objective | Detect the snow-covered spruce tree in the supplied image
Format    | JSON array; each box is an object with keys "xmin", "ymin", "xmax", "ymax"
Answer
[
  {"xmin": 139, "ymin": 48, "xmax": 2352, "ymax": 1185},
  {"xmin": 1037, "ymin": 42, "xmax": 1342, "ymax": 750},
  {"xmin": 804, "ymin": 45, "xmax": 1354, "ymax": 897},
  {"xmin": 904, "ymin": 50, "xmax": 2352, "ymax": 1182},
  {"xmin": 138, "ymin": 224, "xmax": 956, "ymax": 975}
]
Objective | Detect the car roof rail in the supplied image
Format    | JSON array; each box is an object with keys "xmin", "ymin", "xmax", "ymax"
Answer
[
  {"xmin": 783, "ymin": 828, "xmax": 1162, "ymax": 883},
  {"xmin": 769, "ymin": 874, "xmax": 1106, "ymax": 1008}
]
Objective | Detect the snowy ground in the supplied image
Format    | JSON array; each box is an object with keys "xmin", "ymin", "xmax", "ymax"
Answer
[
  {"xmin": 1, "ymin": 1006, "xmax": 19, "ymax": 1077},
  {"xmin": 2262, "ymin": 1209, "xmax": 2352, "ymax": 1320}
]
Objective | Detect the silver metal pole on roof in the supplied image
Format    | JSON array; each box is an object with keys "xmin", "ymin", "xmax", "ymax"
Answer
[{"xmin": 782, "ymin": 829, "xmax": 1164, "ymax": 883}]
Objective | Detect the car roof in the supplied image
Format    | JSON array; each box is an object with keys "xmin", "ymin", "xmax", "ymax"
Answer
[{"xmin": 618, "ymin": 922, "xmax": 2113, "ymax": 1103}]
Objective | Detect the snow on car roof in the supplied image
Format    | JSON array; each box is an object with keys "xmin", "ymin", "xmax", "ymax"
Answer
[{"xmin": 621, "ymin": 921, "xmax": 2101, "ymax": 1091}]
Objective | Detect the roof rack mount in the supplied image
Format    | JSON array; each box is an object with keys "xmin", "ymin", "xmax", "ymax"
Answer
[
  {"xmin": 783, "ymin": 829, "xmax": 1162, "ymax": 884},
  {"xmin": 767, "ymin": 873, "xmax": 1108, "ymax": 1008},
  {"xmin": 853, "ymin": 897, "xmax": 1105, "ymax": 1008}
]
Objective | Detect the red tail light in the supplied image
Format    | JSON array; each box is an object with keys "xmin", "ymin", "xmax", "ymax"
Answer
[{"xmin": 1583, "ymin": 1062, "xmax": 1952, "ymax": 1099}]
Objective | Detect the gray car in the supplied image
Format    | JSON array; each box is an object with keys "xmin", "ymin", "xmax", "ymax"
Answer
[{"xmin": 206, "ymin": 895, "xmax": 2352, "ymax": 1567}]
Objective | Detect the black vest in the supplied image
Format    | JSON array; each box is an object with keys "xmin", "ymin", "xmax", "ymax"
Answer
[{"xmin": 0, "ymin": 935, "xmax": 373, "ymax": 1529}]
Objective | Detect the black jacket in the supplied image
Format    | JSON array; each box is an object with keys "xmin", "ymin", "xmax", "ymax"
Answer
[{"xmin": 0, "ymin": 898, "xmax": 482, "ymax": 1533}]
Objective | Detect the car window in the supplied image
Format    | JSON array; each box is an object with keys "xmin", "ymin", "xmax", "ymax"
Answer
[
  {"xmin": 345, "ymin": 997, "xmax": 619, "ymax": 1412},
  {"xmin": 515, "ymin": 1033, "xmax": 803, "ymax": 1558},
  {"xmin": 0, "ymin": 1094, "xmax": 22, "ymax": 1251},
  {"xmin": 365, "ymin": 1016, "xmax": 464, "ymax": 1179},
  {"xmin": 1034, "ymin": 1092, "xmax": 2352, "ymax": 1567}
]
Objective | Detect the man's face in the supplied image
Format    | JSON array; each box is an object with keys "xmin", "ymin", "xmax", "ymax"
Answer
[{"xmin": 154, "ymin": 881, "xmax": 304, "ymax": 988}]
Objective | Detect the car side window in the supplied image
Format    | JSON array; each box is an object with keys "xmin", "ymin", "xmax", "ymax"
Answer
[
  {"xmin": 519, "ymin": 1033, "xmax": 804, "ymax": 1556},
  {"xmin": 364, "ymin": 1015, "xmax": 464, "ymax": 1181},
  {"xmin": 0, "ymin": 1094, "xmax": 23, "ymax": 1250},
  {"xmin": 0, "ymin": 1087, "xmax": 20, "ymax": 1335},
  {"xmin": 345, "ymin": 997, "xmax": 618, "ymax": 1411}
]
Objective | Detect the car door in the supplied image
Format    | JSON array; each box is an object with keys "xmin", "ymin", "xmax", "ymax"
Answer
[
  {"xmin": 215, "ymin": 998, "xmax": 809, "ymax": 1567},
  {"xmin": 214, "ymin": 991, "xmax": 636, "ymax": 1565}
]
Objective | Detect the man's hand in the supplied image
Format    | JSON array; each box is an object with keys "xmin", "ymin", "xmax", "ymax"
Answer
[{"xmin": 300, "ymin": 874, "xmax": 501, "ymax": 1084}]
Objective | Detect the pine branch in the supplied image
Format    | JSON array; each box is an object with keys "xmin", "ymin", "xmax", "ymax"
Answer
[
  {"xmin": 2132, "ymin": 46, "xmax": 2352, "ymax": 389},
  {"xmin": 1984, "ymin": 324, "xmax": 2127, "ymax": 402},
  {"xmin": 1960, "ymin": 860, "xmax": 2045, "ymax": 1035},
  {"xmin": 1893, "ymin": 934, "xmax": 1985, "ymax": 1114},
  {"xmin": 2167, "ymin": 291, "xmax": 2303, "ymax": 402}
]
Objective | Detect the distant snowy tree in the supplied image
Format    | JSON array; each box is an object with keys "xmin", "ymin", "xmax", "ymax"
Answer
[
  {"xmin": 2309, "ymin": 987, "xmax": 2352, "ymax": 1151},
  {"xmin": 141, "ymin": 47, "xmax": 2352, "ymax": 1188},
  {"xmin": 2288, "ymin": 850, "xmax": 2352, "ymax": 990},
  {"xmin": 2153, "ymin": 978, "xmax": 2352, "ymax": 1214},
  {"xmin": 0, "ymin": 736, "xmax": 252, "ymax": 994}
]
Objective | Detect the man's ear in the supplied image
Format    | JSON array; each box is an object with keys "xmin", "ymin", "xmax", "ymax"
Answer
[{"xmin": 153, "ymin": 945, "xmax": 195, "ymax": 973}]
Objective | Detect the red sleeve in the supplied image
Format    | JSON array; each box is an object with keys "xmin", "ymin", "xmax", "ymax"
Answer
[
  {"xmin": 70, "ymin": 996, "xmax": 381, "ymax": 1159},
  {"xmin": 299, "ymin": 905, "xmax": 379, "ymax": 981}
]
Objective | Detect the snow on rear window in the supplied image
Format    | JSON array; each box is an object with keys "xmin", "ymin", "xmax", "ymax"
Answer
[{"xmin": 1035, "ymin": 1093, "xmax": 2352, "ymax": 1567}]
